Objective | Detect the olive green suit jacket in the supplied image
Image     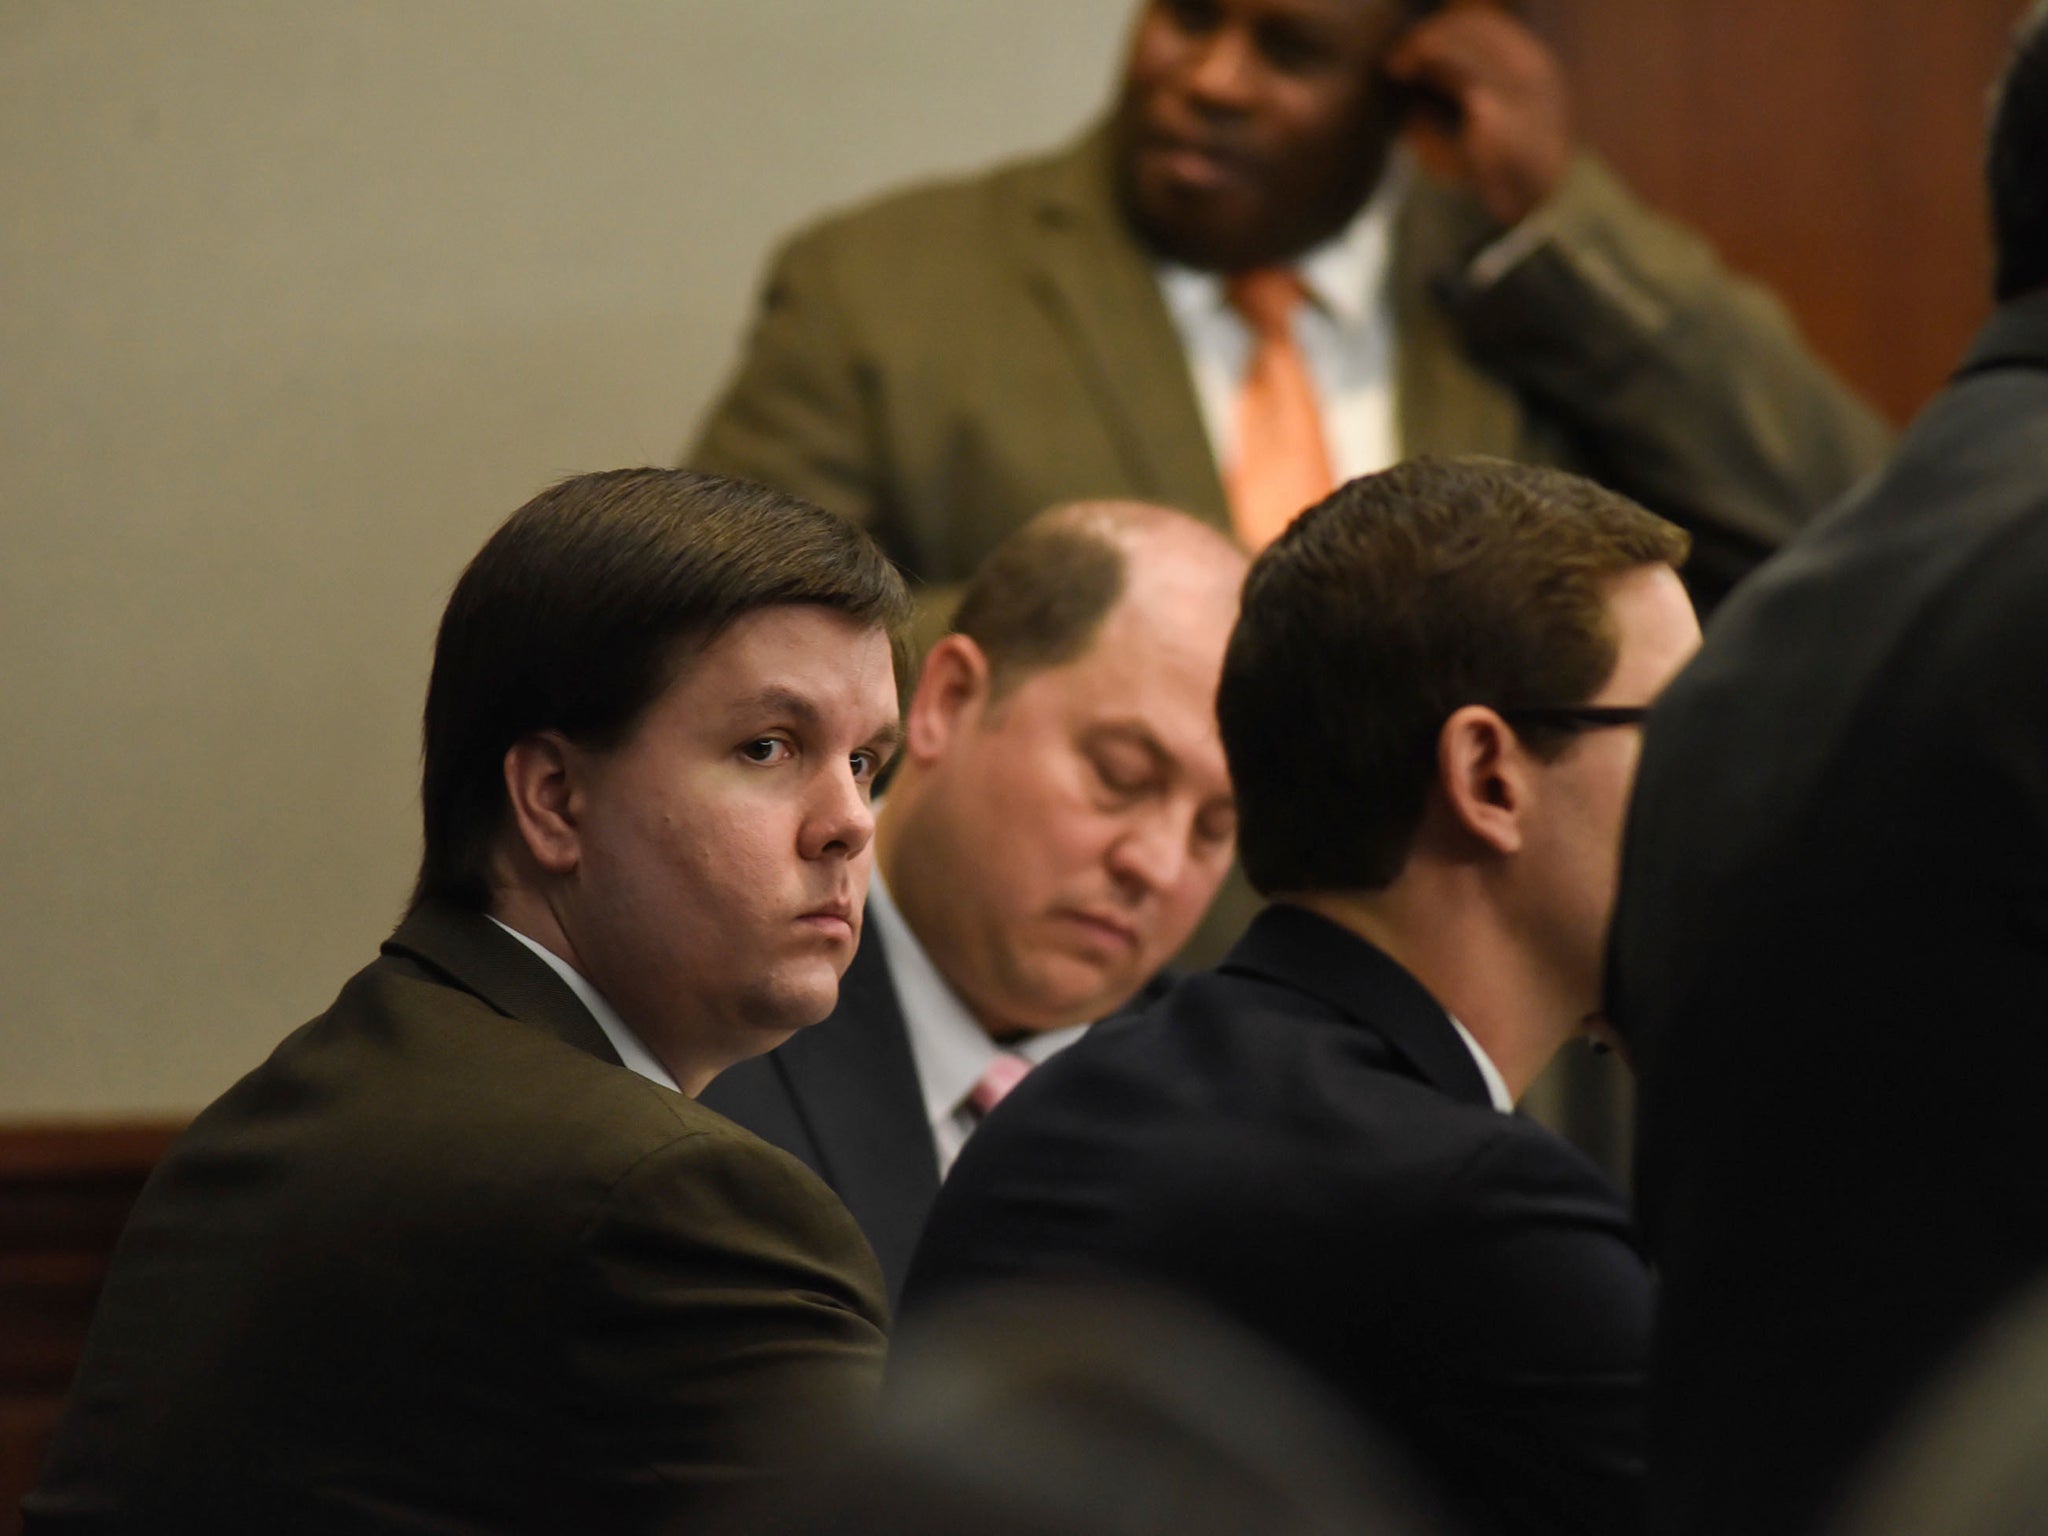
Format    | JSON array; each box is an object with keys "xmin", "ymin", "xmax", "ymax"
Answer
[
  {"xmin": 692, "ymin": 126, "xmax": 1891, "ymax": 606},
  {"xmin": 25, "ymin": 903, "xmax": 887, "ymax": 1536}
]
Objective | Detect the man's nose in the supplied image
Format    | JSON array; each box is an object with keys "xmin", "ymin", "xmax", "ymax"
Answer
[
  {"xmin": 1106, "ymin": 805, "xmax": 1193, "ymax": 898},
  {"xmin": 1182, "ymin": 27, "xmax": 1259, "ymax": 112},
  {"xmin": 800, "ymin": 761, "xmax": 876, "ymax": 861}
]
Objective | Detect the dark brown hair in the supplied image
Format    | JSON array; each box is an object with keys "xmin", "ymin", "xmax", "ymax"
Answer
[
  {"xmin": 1218, "ymin": 457, "xmax": 1689, "ymax": 896},
  {"xmin": 413, "ymin": 468, "xmax": 911, "ymax": 912}
]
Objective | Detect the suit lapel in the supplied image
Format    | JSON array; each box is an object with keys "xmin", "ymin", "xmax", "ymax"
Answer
[
  {"xmin": 1012, "ymin": 137, "xmax": 1526, "ymax": 520},
  {"xmin": 1017, "ymin": 127, "xmax": 1231, "ymax": 532},
  {"xmin": 383, "ymin": 902, "xmax": 625, "ymax": 1070},
  {"xmin": 773, "ymin": 929, "xmax": 941, "ymax": 1243},
  {"xmin": 1391, "ymin": 174, "xmax": 1525, "ymax": 462}
]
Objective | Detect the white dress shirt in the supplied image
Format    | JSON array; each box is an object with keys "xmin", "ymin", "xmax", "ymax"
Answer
[
  {"xmin": 867, "ymin": 868, "xmax": 1087, "ymax": 1176},
  {"xmin": 487, "ymin": 916, "xmax": 681, "ymax": 1093},
  {"xmin": 1158, "ymin": 158, "xmax": 1407, "ymax": 484}
]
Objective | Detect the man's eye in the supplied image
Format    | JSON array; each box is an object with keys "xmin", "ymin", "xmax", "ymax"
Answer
[
  {"xmin": 1161, "ymin": 0, "xmax": 1221, "ymax": 35},
  {"xmin": 850, "ymin": 749, "xmax": 880, "ymax": 782},
  {"xmin": 1255, "ymin": 22, "xmax": 1325, "ymax": 72},
  {"xmin": 1091, "ymin": 754, "xmax": 1154, "ymax": 797},
  {"xmin": 1195, "ymin": 805, "xmax": 1239, "ymax": 847},
  {"xmin": 741, "ymin": 737, "xmax": 793, "ymax": 764}
]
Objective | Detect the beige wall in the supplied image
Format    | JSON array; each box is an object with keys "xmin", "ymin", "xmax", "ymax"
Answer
[{"xmin": 1, "ymin": 0, "xmax": 1130, "ymax": 1115}]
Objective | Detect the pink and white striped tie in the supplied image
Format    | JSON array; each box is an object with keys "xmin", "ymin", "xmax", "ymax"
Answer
[{"xmin": 968, "ymin": 1051, "xmax": 1033, "ymax": 1118}]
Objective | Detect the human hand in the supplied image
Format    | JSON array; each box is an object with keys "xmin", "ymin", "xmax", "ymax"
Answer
[{"xmin": 1384, "ymin": 0, "xmax": 1574, "ymax": 227}]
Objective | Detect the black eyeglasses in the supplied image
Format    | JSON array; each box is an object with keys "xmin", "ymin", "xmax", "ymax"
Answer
[{"xmin": 1497, "ymin": 705, "xmax": 1653, "ymax": 733}]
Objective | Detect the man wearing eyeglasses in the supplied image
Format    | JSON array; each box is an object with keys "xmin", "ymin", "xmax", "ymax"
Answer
[{"xmin": 903, "ymin": 456, "xmax": 1699, "ymax": 1536}]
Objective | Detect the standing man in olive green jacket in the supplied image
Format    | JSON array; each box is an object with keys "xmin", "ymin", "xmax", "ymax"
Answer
[{"xmin": 691, "ymin": 0, "xmax": 1889, "ymax": 610}]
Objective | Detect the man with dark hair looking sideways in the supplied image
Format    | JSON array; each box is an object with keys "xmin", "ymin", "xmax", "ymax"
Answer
[
  {"xmin": 693, "ymin": 0, "xmax": 1887, "ymax": 607},
  {"xmin": 703, "ymin": 500, "xmax": 1247, "ymax": 1302},
  {"xmin": 26, "ymin": 469, "xmax": 910, "ymax": 1535},
  {"xmin": 1608, "ymin": 7, "xmax": 2048, "ymax": 1534},
  {"xmin": 906, "ymin": 457, "xmax": 1700, "ymax": 1536}
]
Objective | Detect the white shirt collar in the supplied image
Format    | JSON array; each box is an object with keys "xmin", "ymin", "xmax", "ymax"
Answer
[
  {"xmin": 868, "ymin": 864, "xmax": 1086, "ymax": 1174},
  {"xmin": 1448, "ymin": 1015, "xmax": 1515, "ymax": 1114},
  {"xmin": 486, "ymin": 915, "xmax": 681, "ymax": 1093},
  {"xmin": 1297, "ymin": 155, "xmax": 1405, "ymax": 324}
]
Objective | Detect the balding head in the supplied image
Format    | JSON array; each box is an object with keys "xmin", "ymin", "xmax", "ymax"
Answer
[
  {"xmin": 951, "ymin": 500, "xmax": 1249, "ymax": 700},
  {"xmin": 880, "ymin": 502, "xmax": 1247, "ymax": 1038}
]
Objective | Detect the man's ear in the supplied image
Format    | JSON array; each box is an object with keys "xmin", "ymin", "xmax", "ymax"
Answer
[
  {"xmin": 1436, "ymin": 704, "xmax": 1528, "ymax": 857},
  {"xmin": 502, "ymin": 732, "xmax": 583, "ymax": 877},
  {"xmin": 903, "ymin": 633, "xmax": 993, "ymax": 765}
]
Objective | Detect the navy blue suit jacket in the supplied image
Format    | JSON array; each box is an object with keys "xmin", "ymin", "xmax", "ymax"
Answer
[{"xmin": 904, "ymin": 905, "xmax": 1650, "ymax": 1536}]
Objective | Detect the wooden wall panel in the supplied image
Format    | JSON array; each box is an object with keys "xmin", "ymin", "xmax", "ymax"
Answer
[
  {"xmin": 1525, "ymin": 0, "xmax": 2026, "ymax": 425},
  {"xmin": 0, "ymin": 1123, "xmax": 184, "ymax": 1536}
]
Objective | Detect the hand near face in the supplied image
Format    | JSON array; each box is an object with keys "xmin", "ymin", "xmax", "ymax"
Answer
[{"xmin": 1384, "ymin": 1, "xmax": 1573, "ymax": 228}]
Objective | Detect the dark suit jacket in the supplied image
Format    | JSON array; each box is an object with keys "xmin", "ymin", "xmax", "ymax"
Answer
[
  {"xmin": 692, "ymin": 126, "xmax": 1891, "ymax": 608},
  {"xmin": 23, "ymin": 903, "xmax": 887, "ymax": 1536},
  {"xmin": 697, "ymin": 924, "xmax": 939, "ymax": 1308},
  {"xmin": 903, "ymin": 905, "xmax": 1651, "ymax": 1536},
  {"xmin": 1608, "ymin": 290, "xmax": 2048, "ymax": 1536}
]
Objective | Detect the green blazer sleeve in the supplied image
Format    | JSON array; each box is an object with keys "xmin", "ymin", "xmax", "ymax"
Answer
[{"xmin": 1427, "ymin": 153, "xmax": 1894, "ymax": 597}]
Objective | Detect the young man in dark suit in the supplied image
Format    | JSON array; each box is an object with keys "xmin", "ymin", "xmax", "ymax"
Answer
[
  {"xmin": 700, "ymin": 501, "xmax": 1246, "ymax": 1302},
  {"xmin": 905, "ymin": 457, "xmax": 1700, "ymax": 1536},
  {"xmin": 1608, "ymin": 10, "xmax": 2048, "ymax": 1535},
  {"xmin": 25, "ymin": 470, "xmax": 909, "ymax": 1535}
]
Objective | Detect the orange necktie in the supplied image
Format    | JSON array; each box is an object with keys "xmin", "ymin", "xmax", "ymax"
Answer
[{"xmin": 1223, "ymin": 268, "xmax": 1336, "ymax": 551}]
